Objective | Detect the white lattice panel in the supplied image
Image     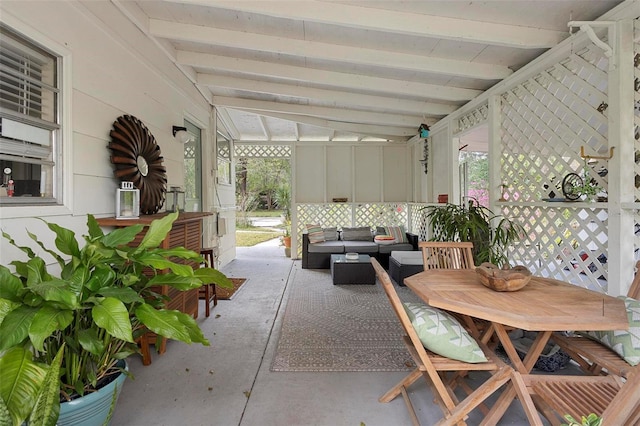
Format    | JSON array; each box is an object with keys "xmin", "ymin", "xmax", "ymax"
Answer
[
  {"xmin": 501, "ymin": 45, "xmax": 610, "ymax": 204},
  {"xmin": 505, "ymin": 205, "xmax": 609, "ymax": 292},
  {"xmin": 234, "ymin": 144, "xmax": 291, "ymax": 158}
]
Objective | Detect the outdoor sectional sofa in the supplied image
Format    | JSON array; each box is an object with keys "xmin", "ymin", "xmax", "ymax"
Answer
[{"xmin": 302, "ymin": 226, "xmax": 418, "ymax": 269}]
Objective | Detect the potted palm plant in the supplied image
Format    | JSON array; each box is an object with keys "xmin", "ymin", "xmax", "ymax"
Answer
[
  {"xmin": 0, "ymin": 211, "xmax": 232, "ymax": 426},
  {"xmin": 421, "ymin": 198, "xmax": 523, "ymax": 266}
]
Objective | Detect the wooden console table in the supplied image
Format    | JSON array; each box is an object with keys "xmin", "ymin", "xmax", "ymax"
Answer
[{"xmin": 96, "ymin": 212, "xmax": 212, "ymax": 364}]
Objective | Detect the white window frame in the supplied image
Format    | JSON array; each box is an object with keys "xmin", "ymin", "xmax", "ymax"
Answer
[{"xmin": 0, "ymin": 13, "xmax": 72, "ymax": 219}]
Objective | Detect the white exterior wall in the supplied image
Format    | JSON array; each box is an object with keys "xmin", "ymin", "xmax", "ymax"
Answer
[
  {"xmin": 295, "ymin": 142, "xmax": 412, "ymax": 204},
  {"xmin": 0, "ymin": 1, "xmax": 216, "ymax": 267}
]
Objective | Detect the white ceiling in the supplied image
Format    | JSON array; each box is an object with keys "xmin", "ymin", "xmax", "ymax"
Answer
[{"xmin": 116, "ymin": 0, "xmax": 624, "ymax": 143}]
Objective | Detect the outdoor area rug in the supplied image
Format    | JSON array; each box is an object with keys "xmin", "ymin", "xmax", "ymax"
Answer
[
  {"xmin": 217, "ymin": 278, "xmax": 247, "ymax": 300},
  {"xmin": 271, "ymin": 266, "xmax": 421, "ymax": 372}
]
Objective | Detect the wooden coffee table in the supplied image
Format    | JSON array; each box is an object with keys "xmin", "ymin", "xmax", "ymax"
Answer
[{"xmin": 330, "ymin": 254, "xmax": 375, "ymax": 285}]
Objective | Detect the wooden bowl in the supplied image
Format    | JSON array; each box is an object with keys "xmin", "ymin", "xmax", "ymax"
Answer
[{"xmin": 475, "ymin": 263, "xmax": 532, "ymax": 292}]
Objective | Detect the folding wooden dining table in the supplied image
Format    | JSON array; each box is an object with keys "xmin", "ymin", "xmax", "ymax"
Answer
[{"xmin": 404, "ymin": 269, "xmax": 628, "ymax": 424}]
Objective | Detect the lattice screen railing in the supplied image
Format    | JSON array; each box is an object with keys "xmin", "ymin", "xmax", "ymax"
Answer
[
  {"xmin": 234, "ymin": 144, "xmax": 291, "ymax": 158},
  {"xmin": 504, "ymin": 205, "xmax": 609, "ymax": 292}
]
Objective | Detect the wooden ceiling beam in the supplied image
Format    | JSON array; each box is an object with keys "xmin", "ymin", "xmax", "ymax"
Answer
[
  {"xmin": 165, "ymin": 0, "xmax": 564, "ymax": 49},
  {"xmin": 178, "ymin": 51, "xmax": 481, "ymax": 102},
  {"xmin": 151, "ymin": 19, "xmax": 512, "ymax": 80},
  {"xmin": 198, "ymin": 73, "xmax": 456, "ymax": 116}
]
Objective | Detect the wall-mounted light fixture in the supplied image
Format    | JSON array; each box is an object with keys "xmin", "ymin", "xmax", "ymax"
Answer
[
  {"xmin": 418, "ymin": 123, "xmax": 430, "ymax": 138},
  {"xmin": 172, "ymin": 126, "xmax": 194, "ymax": 144}
]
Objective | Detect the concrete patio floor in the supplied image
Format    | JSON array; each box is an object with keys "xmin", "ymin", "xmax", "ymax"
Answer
[{"xmin": 111, "ymin": 239, "xmax": 537, "ymax": 426}]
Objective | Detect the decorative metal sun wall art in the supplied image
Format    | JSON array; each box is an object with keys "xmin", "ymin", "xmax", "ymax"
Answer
[{"xmin": 109, "ymin": 115, "xmax": 166, "ymax": 214}]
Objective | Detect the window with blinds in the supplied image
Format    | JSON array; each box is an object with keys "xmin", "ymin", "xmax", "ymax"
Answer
[{"xmin": 0, "ymin": 25, "xmax": 60, "ymax": 204}]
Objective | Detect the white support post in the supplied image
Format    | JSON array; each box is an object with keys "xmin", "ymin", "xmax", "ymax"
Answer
[
  {"xmin": 487, "ymin": 95, "xmax": 502, "ymax": 215},
  {"xmin": 606, "ymin": 19, "xmax": 635, "ymax": 296}
]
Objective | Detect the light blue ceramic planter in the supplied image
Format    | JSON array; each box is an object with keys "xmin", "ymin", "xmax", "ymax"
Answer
[{"xmin": 57, "ymin": 361, "xmax": 128, "ymax": 426}]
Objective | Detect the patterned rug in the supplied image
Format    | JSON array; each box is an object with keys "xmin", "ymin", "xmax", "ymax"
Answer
[{"xmin": 271, "ymin": 267, "xmax": 421, "ymax": 372}]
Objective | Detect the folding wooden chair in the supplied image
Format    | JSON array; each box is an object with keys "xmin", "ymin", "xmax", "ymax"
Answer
[
  {"xmin": 419, "ymin": 241, "xmax": 475, "ymax": 270},
  {"xmin": 552, "ymin": 260, "xmax": 640, "ymax": 379},
  {"xmin": 521, "ymin": 371, "xmax": 640, "ymax": 425},
  {"xmin": 418, "ymin": 241, "xmax": 485, "ymax": 337},
  {"xmin": 371, "ymin": 258, "xmax": 535, "ymax": 426}
]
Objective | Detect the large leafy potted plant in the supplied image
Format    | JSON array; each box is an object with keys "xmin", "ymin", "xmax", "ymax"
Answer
[
  {"xmin": 0, "ymin": 211, "xmax": 232, "ymax": 426},
  {"xmin": 421, "ymin": 199, "xmax": 523, "ymax": 266}
]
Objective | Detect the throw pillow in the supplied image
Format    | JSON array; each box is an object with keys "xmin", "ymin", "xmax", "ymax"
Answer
[
  {"xmin": 383, "ymin": 226, "xmax": 408, "ymax": 243},
  {"xmin": 306, "ymin": 224, "xmax": 325, "ymax": 244},
  {"xmin": 341, "ymin": 227, "xmax": 373, "ymax": 241},
  {"xmin": 403, "ymin": 302, "xmax": 487, "ymax": 363},
  {"xmin": 323, "ymin": 227, "xmax": 339, "ymax": 241},
  {"xmin": 374, "ymin": 235, "xmax": 396, "ymax": 245},
  {"xmin": 582, "ymin": 296, "xmax": 640, "ymax": 366}
]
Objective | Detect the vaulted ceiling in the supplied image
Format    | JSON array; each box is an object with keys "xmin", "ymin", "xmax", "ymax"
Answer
[{"xmin": 116, "ymin": 0, "xmax": 623, "ymax": 142}]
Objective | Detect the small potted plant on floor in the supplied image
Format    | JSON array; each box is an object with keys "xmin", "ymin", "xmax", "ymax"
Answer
[{"xmin": 0, "ymin": 211, "xmax": 232, "ymax": 426}]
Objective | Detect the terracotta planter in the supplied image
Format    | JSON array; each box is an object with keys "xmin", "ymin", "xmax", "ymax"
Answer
[
  {"xmin": 58, "ymin": 360, "xmax": 128, "ymax": 426},
  {"xmin": 282, "ymin": 236, "xmax": 291, "ymax": 248}
]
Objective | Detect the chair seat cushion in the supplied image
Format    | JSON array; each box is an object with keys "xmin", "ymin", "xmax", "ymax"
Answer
[
  {"xmin": 342, "ymin": 241, "xmax": 378, "ymax": 253},
  {"xmin": 307, "ymin": 241, "xmax": 345, "ymax": 253},
  {"xmin": 390, "ymin": 251, "xmax": 423, "ymax": 265},
  {"xmin": 582, "ymin": 296, "xmax": 640, "ymax": 366},
  {"xmin": 377, "ymin": 243, "xmax": 414, "ymax": 254},
  {"xmin": 403, "ymin": 302, "xmax": 487, "ymax": 363}
]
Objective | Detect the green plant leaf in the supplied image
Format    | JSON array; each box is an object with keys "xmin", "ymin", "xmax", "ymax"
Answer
[
  {"xmin": 85, "ymin": 267, "xmax": 116, "ymax": 292},
  {"xmin": 23, "ymin": 257, "xmax": 50, "ymax": 287},
  {"xmin": 31, "ymin": 279, "xmax": 77, "ymax": 308},
  {"xmin": 135, "ymin": 304, "xmax": 193, "ymax": 343},
  {"xmin": 26, "ymin": 230, "xmax": 65, "ymax": 271},
  {"xmin": 150, "ymin": 247, "xmax": 202, "ymax": 261},
  {"xmin": 138, "ymin": 254, "xmax": 194, "ymax": 276},
  {"xmin": 0, "ymin": 397, "xmax": 11, "ymax": 426},
  {"xmin": 194, "ymin": 268, "xmax": 233, "ymax": 288},
  {"xmin": 97, "ymin": 287, "xmax": 143, "ymax": 304},
  {"xmin": 0, "ymin": 347, "xmax": 48, "ymax": 426},
  {"xmin": 29, "ymin": 306, "xmax": 74, "ymax": 352},
  {"xmin": 86, "ymin": 214, "xmax": 104, "ymax": 240},
  {"xmin": 147, "ymin": 273, "xmax": 202, "ymax": 291},
  {"xmin": 101, "ymin": 224, "xmax": 144, "ymax": 248},
  {"xmin": 92, "ymin": 298, "xmax": 134, "ymax": 343},
  {"xmin": 28, "ymin": 345, "xmax": 63, "ymax": 426},
  {"xmin": 78, "ymin": 327, "xmax": 106, "ymax": 356},
  {"xmin": 2, "ymin": 230, "xmax": 36, "ymax": 259},
  {"xmin": 44, "ymin": 221, "xmax": 80, "ymax": 258},
  {"xmin": 0, "ymin": 306, "xmax": 37, "ymax": 351},
  {"xmin": 0, "ymin": 266, "xmax": 23, "ymax": 302},
  {"xmin": 137, "ymin": 211, "xmax": 178, "ymax": 250}
]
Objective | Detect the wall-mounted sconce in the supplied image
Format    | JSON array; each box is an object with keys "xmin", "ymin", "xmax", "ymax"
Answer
[{"xmin": 172, "ymin": 126, "xmax": 194, "ymax": 144}]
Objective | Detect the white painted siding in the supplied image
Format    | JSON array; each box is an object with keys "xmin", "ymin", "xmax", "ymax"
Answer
[{"xmin": 0, "ymin": 1, "xmax": 212, "ymax": 266}]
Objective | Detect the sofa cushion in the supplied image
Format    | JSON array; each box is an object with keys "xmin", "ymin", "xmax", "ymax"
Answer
[
  {"xmin": 343, "ymin": 241, "xmax": 378, "ymax": 253},
  {"xmin": 374, "ymin": 235, "xmax": 396, "ymax": 245},
  {"xmin": 307, "ymin": 241, "xmax": 345, "ymax": 254},
  {"xmin": 341, "ymin": 227, "xmax": 373, "ymax": 241},
  {"xmin": 323, "ymin": 227, "xmax": 339, "ymax": 241},
  {"xmin": 306, "ymin": 224, "xmax": 325, "ymax": 244},
  {"xmin": 377, "ymin": 226, "xmax": 408, "ymax": 243},
  {"xmin": 377, "ymin": 243, "xmax": 415, "ymax": 254}
]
